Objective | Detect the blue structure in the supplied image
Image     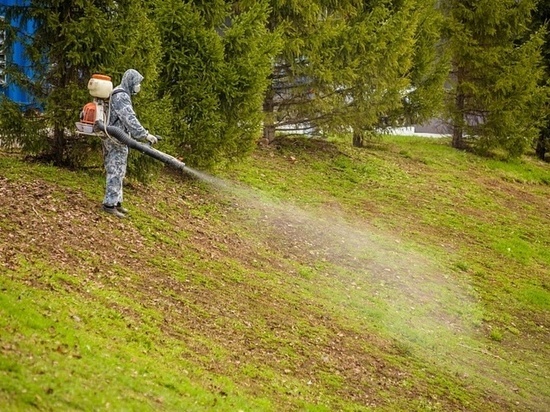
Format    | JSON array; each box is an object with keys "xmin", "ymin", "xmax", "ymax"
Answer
[{"xmin": 0, "ymin": 0, "xmax": 38, "ymax": 108}]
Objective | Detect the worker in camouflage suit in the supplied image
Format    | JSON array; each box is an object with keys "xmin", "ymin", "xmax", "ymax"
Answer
[{"xmin": 102, "ymin": 69, "xmax": 158, "ymax": 218}]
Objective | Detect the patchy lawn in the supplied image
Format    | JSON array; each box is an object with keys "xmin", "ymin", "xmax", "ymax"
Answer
[{"xmin": 1, "ymin": 135, "xmax": 548, "ymax": 411}]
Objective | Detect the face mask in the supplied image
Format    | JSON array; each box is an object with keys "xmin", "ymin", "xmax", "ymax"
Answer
[{"xmin": 133, "ymin": 83, "xmax": 141, "ymax": 94}]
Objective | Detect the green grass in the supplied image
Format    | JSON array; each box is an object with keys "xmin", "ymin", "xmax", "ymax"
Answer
[{"xmin": 1, "ymin": 135, "xmax": 549, "ymax": 411}]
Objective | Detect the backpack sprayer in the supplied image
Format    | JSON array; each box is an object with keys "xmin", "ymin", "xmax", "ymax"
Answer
[{"xmin": 76, "ymin": 74, "xmax": 187, "ymax": 171}]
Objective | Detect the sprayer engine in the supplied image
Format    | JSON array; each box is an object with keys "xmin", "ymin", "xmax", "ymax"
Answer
[{"xmin": 76, "ymin": 74, "xmax": 113, "ymax": 134}]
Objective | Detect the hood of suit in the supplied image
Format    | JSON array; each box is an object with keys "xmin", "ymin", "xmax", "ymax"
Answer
[{"xmin": 120, "ymin": 69, "xmax": 144, "ymax": 95}]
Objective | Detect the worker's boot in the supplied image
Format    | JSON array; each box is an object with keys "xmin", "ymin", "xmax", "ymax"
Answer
[
  {"xmin": 103, "ymin": 204, "xmax": 125, "ymax": 218},
  {"xmin": 116, "ymin": 203, "xmax": 128, "ymax": 215}
]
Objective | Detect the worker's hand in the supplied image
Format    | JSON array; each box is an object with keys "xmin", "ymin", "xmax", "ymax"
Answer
[{"xmin": 146, "ymin": 134, "xmax": 158, "ymax": 145}]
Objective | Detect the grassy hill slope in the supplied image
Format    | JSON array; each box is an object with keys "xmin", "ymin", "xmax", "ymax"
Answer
[{"xmin": 0, "ymin": 136, "xmax": 548, "ymax": 411}]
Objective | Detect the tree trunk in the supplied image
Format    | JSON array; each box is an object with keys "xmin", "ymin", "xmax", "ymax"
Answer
[
  {"xmin": 451, "ymin": 66, "xmax": 466, "ymax": 150},
  {"xmin": 262, "ymin": 89, "xmax": 276, "ymax": 144},
  {"xmin": 52, "ymin": 126, "xmax": 66, "ymax": 165},
  {"xmin": 535, "ymin": 134, "xmax": 548, "ymax": 161},
  {"xmin": 452, "ymin": 119, "xmax": 464, "ymax": 149},
  {"xmin": 263, "ymin": 124, "xmax": 276, "ymax": 143},
  {"xmin": 352, "ymin": 129, "xmax": 363, "ymax": 147},
  {"xmin": 51, "ymin": 64, "xmax": 71, "ymax": 165}
]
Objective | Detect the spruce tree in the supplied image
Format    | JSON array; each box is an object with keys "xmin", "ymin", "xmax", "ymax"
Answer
[
  {"xmin": 262, "ymin": 0, "xmax": 448, "ymax": 146},
  {"xmin": 402, "ymin": 0, "xmax": 449, "ymax": 128},
  {"xmin": 443, "ymin": 0, "xmax": 547, "ymax": 157},
  {"xmin": 153, "ymin": 0, "xmax": 279, "ymax": 168},
  {"xmin": 0, "ymin": 0, "xmax": 161, "ymax": 167}
]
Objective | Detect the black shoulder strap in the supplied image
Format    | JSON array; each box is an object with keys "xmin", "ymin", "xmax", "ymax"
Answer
[{"xmin": 110, "ymin": 89, "xmax": 129, "ymax": 98}]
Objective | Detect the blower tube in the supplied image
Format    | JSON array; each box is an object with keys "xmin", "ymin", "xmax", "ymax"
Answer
[{"xmin": 95, "ymin": 120, "xmax": 187, "ymax": 171}]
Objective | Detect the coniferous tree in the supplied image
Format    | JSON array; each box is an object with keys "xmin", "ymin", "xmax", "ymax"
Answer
[
  {"xmin": 262, "ymin": 0, "xmax": 448, "ymax": 146},
  {"xmin": 0, "ymin": 0, "xmax": 161, "ymax": 167},
  {"xmin": 154, "ymin": 0, "xmax": 279, "ymax": 168},
  {"xmin": 401, "ymin": 0, "xmax": 449, "ymax": 128},
  {"xmin": 443, "ymin": 0, "xmax": 547, "ymax": 157}
]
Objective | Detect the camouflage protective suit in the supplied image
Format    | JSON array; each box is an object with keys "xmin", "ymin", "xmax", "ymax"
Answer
[{"xmin": 103, "ymin": 69, "xmax": 149, "ymax": 208}]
